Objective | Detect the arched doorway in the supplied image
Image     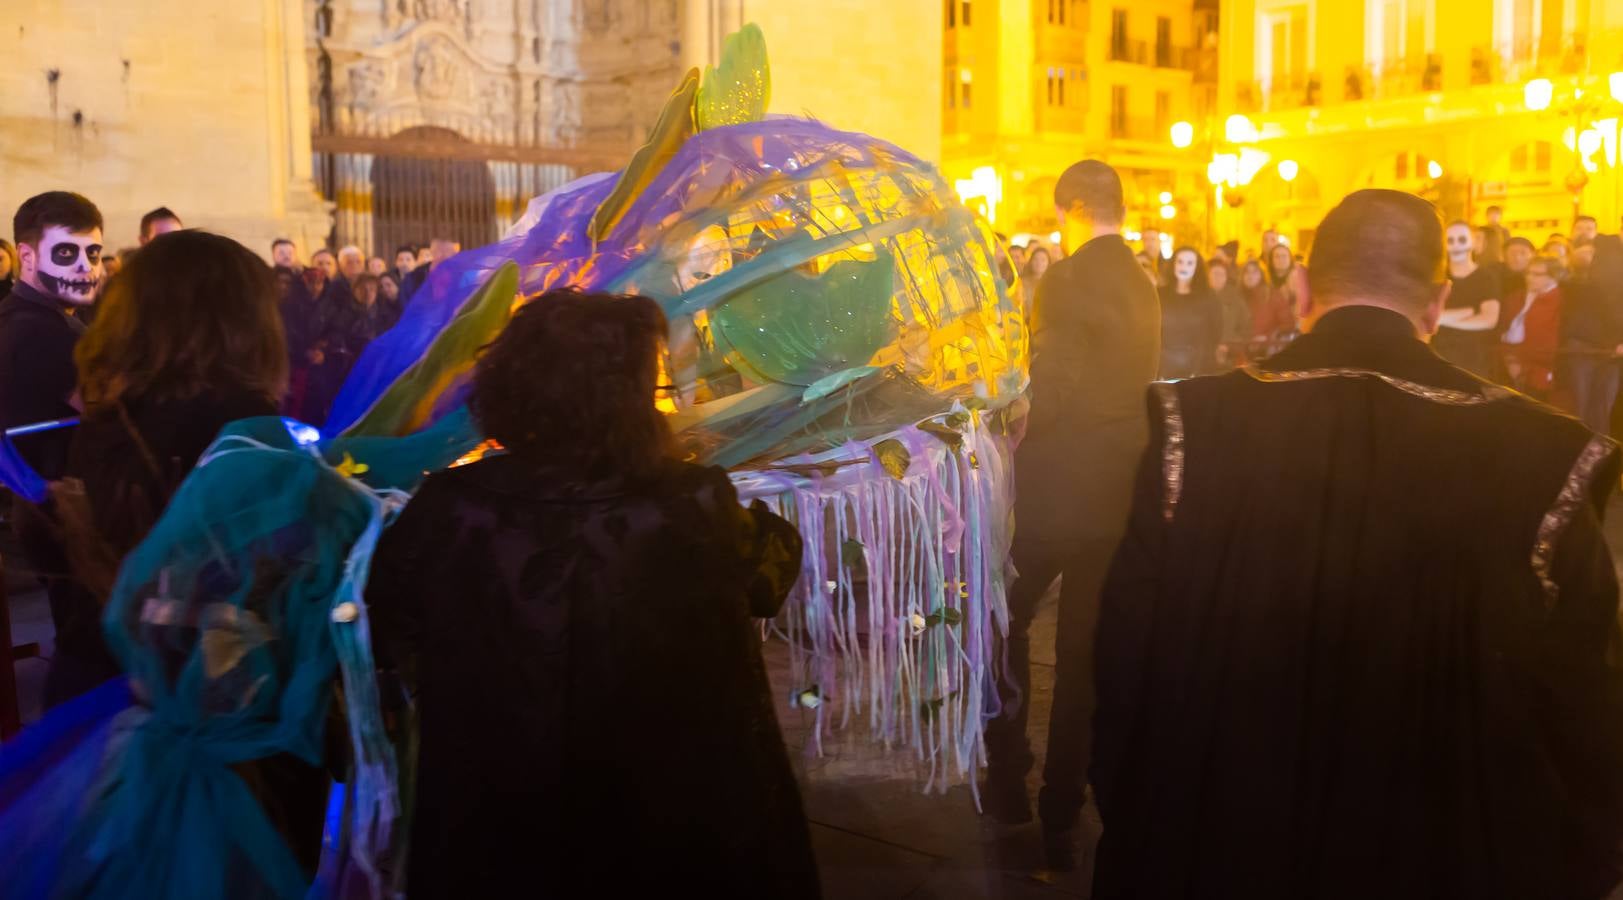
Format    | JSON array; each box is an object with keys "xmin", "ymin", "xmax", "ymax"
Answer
[{"xmin": 371, "ymin": 127, "xmax": 497, "ymax": 257}]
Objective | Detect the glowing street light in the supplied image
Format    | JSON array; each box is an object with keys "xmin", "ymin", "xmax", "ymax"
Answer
[
  {"xmin": 1277, "ymin": 159, "xmax": 1299, "ymax": 182},
  {"xmin": 1169, "ymin": 120, "xmax": 1195, "ymax": 149},
  {"xmin": 1427, "ymin": 160, "xmax": 1444, "ymax": 179},
  {"xmin": 1610, "ymin": 72, "xmax": 1623, "ymax": 104},
  {"xmin": 1158, "ymin": 191, "xmax": 1173, "ymax": 204},
  {"xmin": 1224, "ymin": 114, "xmax": 1258, "ymax": 144},
  {"xmin": 1525, "ymin": 78, "xmax": 1554, "ymax": 111},
  {"xmin": 1207, "ymin": 153, "xmax": 1239, "ymax": 186},
  {"xmin": 1160, "ymin": 204, "xmax": 1177, "ymax": 220},
  {"xmin": 953, "ymin": 165, "xmax": 1002, "ymax": 224}
]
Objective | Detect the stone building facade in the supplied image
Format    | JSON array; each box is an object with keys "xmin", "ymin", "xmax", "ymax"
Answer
[
  {"xmin": 1, "ymin": 0, "xmax": 942, "ymax": 261},
  {"xmin": 309, "ymin": 0, "xmax": 685, "ymax": 255}
]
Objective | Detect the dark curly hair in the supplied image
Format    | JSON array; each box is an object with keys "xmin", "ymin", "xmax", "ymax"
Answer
[
  {"xmin": 76, "ymin": 229, "xmax": 287, "ymax": 408},
  {"xmin": 471, "ymin": 288, "xmax": 671, "ymax": 478}
]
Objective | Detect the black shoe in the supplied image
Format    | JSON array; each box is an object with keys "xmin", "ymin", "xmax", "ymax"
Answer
[
  {"xmin": 1042, "ymin": 826, "xmax": 1077, "ymax": 872},
  {"xmin": 980, "ymin": 776, "xmax": 1033, "ymax": 825}
]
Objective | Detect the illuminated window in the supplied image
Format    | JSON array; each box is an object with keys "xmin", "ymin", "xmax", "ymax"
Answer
[
  {"xmin": 961, "ymin": 69, "xmax": 973, "ymax": 108},
  {"xmin": 1258, "ymin": 3, "xmax": 1311, "ymax": 89},
  {"xmin": 1510, "ymin": 140, "xmax": 1554, "ymax": 175}
]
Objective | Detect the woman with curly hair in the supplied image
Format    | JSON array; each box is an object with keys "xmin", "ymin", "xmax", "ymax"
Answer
[{"xmin": 365, "ymin": 288, "xmax": 820, "ymax": 898}]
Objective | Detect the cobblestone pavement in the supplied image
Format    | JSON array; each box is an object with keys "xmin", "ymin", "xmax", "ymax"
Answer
[{"xmin": 6, "ymin": 496, "xmax": 1623, "ymax": 897}]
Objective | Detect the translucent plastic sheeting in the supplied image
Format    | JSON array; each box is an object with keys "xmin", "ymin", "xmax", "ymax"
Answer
[{"xmin": 326, "ymin": 117, "xmax": 1027, "ymax": 471}]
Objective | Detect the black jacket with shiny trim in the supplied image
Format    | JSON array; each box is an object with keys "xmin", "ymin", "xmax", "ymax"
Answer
[{"xmin": 1092, "ymin": 305, "xmax": 1623, "ymax": 900}]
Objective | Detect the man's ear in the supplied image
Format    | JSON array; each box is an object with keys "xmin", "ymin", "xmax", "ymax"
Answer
[{"xmin": 15, "ymin": 241, "xmax": 35, "ymax": 277}]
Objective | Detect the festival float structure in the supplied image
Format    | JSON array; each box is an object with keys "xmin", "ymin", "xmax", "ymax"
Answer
[{"xmin": 0, "ymin": 26, "xmax": 1028, "ymax": 898}]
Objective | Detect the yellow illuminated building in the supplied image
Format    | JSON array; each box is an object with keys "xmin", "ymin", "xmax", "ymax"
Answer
[
  {"xmin": 1211, "ymin": 0, "xmax": 1623, "ymax": 253},
  {"xmin": 943, "ymin": 0, "xmax": 1220, "ymax": 248}
]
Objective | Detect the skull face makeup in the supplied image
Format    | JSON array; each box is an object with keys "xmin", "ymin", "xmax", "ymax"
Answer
[
  {"xmin": 28, "ymin": 225, "xmax": 104, "ymax": 307},
  {"xmin": 1445, "ymin": 223, "xmax": 1473, "ymax": 263},
  {"xmin": 1174, "ymin": 249, "xmax": 1199, "ymax": 287}
]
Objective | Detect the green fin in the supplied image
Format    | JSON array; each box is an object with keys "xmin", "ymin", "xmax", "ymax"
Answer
[
  {"xmin": 697, "ymin": 23, "xmax": 770, "ymax": 131},
  {"xmin": 341, "ymin": 262, "xmax": 520, "ymax": 439},
  {"xmin": 588, "ymin": 68, "xmax": 701, "ymax": 245}
]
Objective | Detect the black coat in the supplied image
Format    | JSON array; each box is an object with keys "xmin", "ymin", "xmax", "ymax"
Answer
[
  {"xmin": 1016, "ymin": 234, "xmax": 1161, "ymax": 546},
  {"xmin": 1092, "ymin": 305, "xmax": 1623, "ymax": 899},
  {"xmin": 365, "ymin": 456, "xmax": 820, "ymax": 899},
  {"xmin": 0, "ymin": 282, "xmax": 85, "ymax": 478}
]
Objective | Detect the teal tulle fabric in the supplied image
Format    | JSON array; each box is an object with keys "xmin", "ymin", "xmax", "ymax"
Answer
[{"xmin": 0, "ymin": 410, "xmax": 479, "ymax": 899}]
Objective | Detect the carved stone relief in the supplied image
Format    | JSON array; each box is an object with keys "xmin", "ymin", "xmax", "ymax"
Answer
[
  {"xmin": 315, "ymin": 0, "xmax": 680, "ymax": 152},
  {"xmin": 413, "ymin": 36, "xmax": 460, "ymax": 100}
]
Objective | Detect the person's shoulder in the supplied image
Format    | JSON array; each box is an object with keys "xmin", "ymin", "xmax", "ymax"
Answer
[
  {"xmin": 1494, "ymin": 390, "xmax": 1612, "ymax": 454},
  {"xmin": 656, "ymin": 459, "xmax": 737, "ymax": 502}
]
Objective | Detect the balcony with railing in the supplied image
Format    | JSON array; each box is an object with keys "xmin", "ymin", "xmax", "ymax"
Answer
[
  {"xmin": 1109, "ymin": 38, "xmax": 1199, "ymax": 71},
  {"xmin": 1234, "ymin": 35, "xmax": 1606, "ymax": 116},
  {"xmin": 1110, "ymin": 38, "xmax": 1147, "ymax": 65},
  {"xmin": 1470, "ymin": 33, "xmax": 1591, "ymax": 85},
  {"xmin": 1110, "ymin": 114, "xmax": 1171, "ymax": 142}
]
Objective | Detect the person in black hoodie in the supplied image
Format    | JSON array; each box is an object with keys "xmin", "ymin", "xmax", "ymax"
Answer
[
  {"xmin": 0, "ymin": 192, "xmax": 107, "ymax": 706},
  {"xmin": 1560, "ymin": 233, "xmax": 1623, "ymax": 434}
]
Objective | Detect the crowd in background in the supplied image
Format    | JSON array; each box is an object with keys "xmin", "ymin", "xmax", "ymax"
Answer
[
  {"xmin": 0, "ymin": 210, "xmax": 460, "ymax": 428},
  {"xmin": 998, "ymin": 203, "xmax": 1623, "ymax": 438},
  {"xmin": 269, "ymin": 234, "xmax": 458, "ymax": 424}
]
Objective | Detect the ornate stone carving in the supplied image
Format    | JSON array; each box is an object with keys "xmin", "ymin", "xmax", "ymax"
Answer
[
  {"xmin": 314, "ymin": 0, "xmax": 680, "ymax": 153},
  {"xmin": 412, "ymin": 0, "xmax": 468, "ymax": 25},
  {"xmin": 479, "ymin": 76, "xmax": 513, "ymax": 122},
  {"xmin": 348, "ymin": 61, "xmax": 388, "ymax": 107},
  {"xmin": 550, "ymin": 80, "xmax": 581, "ymax": 144},
  {"xmin": 582, "ymin": 0, "xmax": 619, "ymax": 35},
  {"xmin": 413, "ymin": 36, "xmax": 460, "ymax": 100}
]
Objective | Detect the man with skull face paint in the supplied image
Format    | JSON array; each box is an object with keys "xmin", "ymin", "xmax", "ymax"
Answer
[
  {"xmin": 0, "ymin": 191, "xmax": 103, "ymax": 474},
  {"xmin": 0, "ymin": 191, "xmax": 123, "ymax": 705},
  {"xmin": 1435, "ymin": 220, "xmax": 1504, "ymax": 381}
]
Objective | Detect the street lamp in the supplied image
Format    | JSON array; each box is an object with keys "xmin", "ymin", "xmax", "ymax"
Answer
[
  {"xmin": 1277, "ymin": 159, "xmax": 1299, "ymax": 182},
  {"xmin": 1224, "ymin": 114, "xmax": 1259, "ymax": 144},
  {"xmin": 1169, "ymin": 120, "xmax": 1194, "ymax": 149},
  {"xmin": 1525, "ymin": 78, "xmax": 1554, "ymax": 112},
  {"xmin": 1523, "ymin": 73, "xmax": 1623, "ymax": 221}
]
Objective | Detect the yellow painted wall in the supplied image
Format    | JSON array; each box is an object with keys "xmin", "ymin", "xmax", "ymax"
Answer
[
  {"xmin": 0, "ymin": 0, "xmax": 328, "ymax": 258},
  {"xmin": 1215, "ymin": 0, "xmax": 1623, "ymax": 250},
  {"xmin": 685, "ymin": 0, "xmax": 945, "ymax": 163}
]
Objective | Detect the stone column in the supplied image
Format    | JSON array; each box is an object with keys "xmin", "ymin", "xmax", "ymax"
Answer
[
  {"xmin": 491, "ymin": 160, "xmax": 520, "ymax": 233},
  {"xmin": 268, "ymin": 0, "xmax": 335, "ymax": 257},
  {"xmin": 334, "ymin": 152, "xmax": 376, "ymax": 254}
]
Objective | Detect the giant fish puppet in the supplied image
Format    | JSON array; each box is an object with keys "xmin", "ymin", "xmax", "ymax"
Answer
[{"xmin": 0, "ymin": 25, "xmax": 1028, "ymax": 899}]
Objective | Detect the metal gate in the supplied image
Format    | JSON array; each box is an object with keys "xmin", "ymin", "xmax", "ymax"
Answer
[{"xmin": 370, "ymin": 127, "xmax": 497, "ymax": 257}]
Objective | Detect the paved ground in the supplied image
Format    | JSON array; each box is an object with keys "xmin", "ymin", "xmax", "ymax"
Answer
[
  {"xmin": 766, "ymin": 588, "xmax": 1095, "ymax": 899},
  {"xmin": 7, "ymin": 496, "xmax": 1623, "ymax": 899}
]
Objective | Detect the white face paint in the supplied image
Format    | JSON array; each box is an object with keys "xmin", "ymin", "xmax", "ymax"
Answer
[
  {"xmin": 27, "ymin": 225, "xmax": 104, "ymax": 307},
  {"xmin": 1445, "ymin": 224, "xmax": 1473, "ymax": 262},
  {"xmin": 1174, "ymin": 250, "xmax": 1199, "ymax": 286}
]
